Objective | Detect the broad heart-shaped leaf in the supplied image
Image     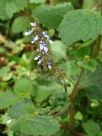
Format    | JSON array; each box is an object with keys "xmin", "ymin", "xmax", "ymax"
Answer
[
  {"xmin": 12, "ymin": 115, "xmax": 60, "ymax": 136},
  {"xmin": 0, "ymin": 0, "xmax": 27, "ymax": 20},
  {"xmin": 31, "ymin": 3, "xmax": 73, "ymax": 29},
  {"xmin": 83, "ymin": 120, "xmax": 100, "ymax": 136},
  {"xmin": 14, "ymin": 78, "xmax": 33, "ymax": 99},
  {"xmin": 59, "ymin": 10, "xmax": 102, "ymax": 46},
  {"xmin": 0, "ymin": 91, "xmax": 19, "ymax": 109},
  {"xmin": 11, "ymin": 16, "xmax": 31, "ymax": 33},
  {"xmin": 8, "ymin": 100, "xmax": 35, "ymax": 119}
]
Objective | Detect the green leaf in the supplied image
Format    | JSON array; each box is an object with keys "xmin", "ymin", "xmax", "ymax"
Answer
[
  {"xmin": 77, "ymin": 59, "xmax": 97, "ymax": 72},
  {"xmin": 13, "ymin": 115, "xmax": 60, "ymax": 136},
  {"xmin": 0, "ymin": 91, "xmax": 19, "ymax": 109},
  {"xmin": 83, "ymin": 120, "xmax": 100, "ymax": 136},
  {"xmin": 81, "ymin": 63, "xmax": 102, "ymax": 101},
  {"xmin": 34, "ymin": 79, "xmax": 64, "ymax": 103},
  {"xmin": 8, "ymin": 100, "xmax": 35, "ymax": 119},
  {"xmin": 85, "ymin": 86, "xmax": 102, "ymax": 101},
  {"xmin": 32, "ymin": 3, "xmax": 73, "ymax": 28},
  {"xmin": 0, "ymin": 0, "xmax": 27, "ymax": 20},
  {"xmin": 59, "ymin": 10, "xmax": 102, "ymax": 46},
  {"xmin": 59, "ymin": 60, "xmax": 80, "ymax": 78},
  {"xmin": 51, "ymin": 40, "xmax": 67, "ymax": 62},
  {"xmin": 0, "ymin": 66, "xmax": 10, "ymax": 77},
  {"xmin": 14, "ymin": 78, "xmax": 33, "ymax": 98},
  {"xmin": 11, "ymin": 16, "xmax": 31, "ymax": 33},
  {"xmin": 29, "ymin": 0, "xmax": 46, "ymax": 4}
]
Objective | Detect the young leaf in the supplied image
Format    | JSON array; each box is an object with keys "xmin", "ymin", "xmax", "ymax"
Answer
[
  {"xmin": 14, "ymin": 78, "xmax": 33, "ymax": 98},
  {"xmin": 32, "ymin": 3, "xmax": 73, "ymax": 28},
  {"xmin": 59, "ymin": 10, "xmax": 102, "ymax": 46},
  {"xmin": 11, "ymin": 16, "xmax": 31, "ymax": 33}
]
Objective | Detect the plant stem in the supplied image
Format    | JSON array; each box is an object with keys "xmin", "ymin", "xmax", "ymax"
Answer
[
  {"xmin": 63, "ymin": 79, "xmax": 67, "ymax": 93},
  {"xmin": 49, "ymin": 0, "xmax": 55, "ymax": 5},
  {"xmin": 69, "ymin": 68, "xmax": 84, "ymax": 102},
  {"xmin": 92, "ymin": 3, "xmax": 102, "ymax": 57},
  {"xmin": 68, "ymin": 68, "xmax": 84, "ymax": 133}
]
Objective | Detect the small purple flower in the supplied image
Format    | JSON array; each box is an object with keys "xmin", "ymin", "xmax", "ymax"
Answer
[
  {"xmin": 24, "ymin": 29, "xmax": 33, "ymax": 36},
  {"xmin": 40, "ymin": 41, "xmax": 46, "ymax": 45},
  {"xmin": 30, "ymin": 22, "xmax": 36, "ymax": 27},
  {"xmin": 40, "ymin": 44, "xmax": 44, "ymax": 51},
  {"xmin": 42, "ymin": 31, "xmax": 49, "ymax": 38},
  {"xmin": 31, "ymin": 35, "xmax": 39, "ymax": 44},
  {"xmin": 39, "ymin": 41, "xmax": 48, "ymax": 53}
]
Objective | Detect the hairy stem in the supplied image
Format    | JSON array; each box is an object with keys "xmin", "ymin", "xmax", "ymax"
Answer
[
  {"xmin": 69, "ymin": 68, "xmax": 84, "ymax": 102},
  {"xmin": 68, "ymin": 68, "xmax": 84, "ymax": 133}
]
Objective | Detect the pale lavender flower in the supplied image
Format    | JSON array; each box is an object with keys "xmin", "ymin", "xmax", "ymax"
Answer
[
  {"xmin": 24, "ymin": 29, "xmax": 33, "ymax": 36},
  {"xmin": 44, "ymin": 46, "xmax": 48, "ymax": 53},
  {"xmin": 40, "ymin": 44, "xmax": 44, "ymax": 51},
  {"xmin": 31, "ymin": 35, "xmax": 39, "ymax": 44},
  {"xmin": 30, "ymin": 22, "xmax": 36, "ymax": 27},
  {"xmin": 48, "ymin": 62, "xmax": 52, "ymax": 69}
]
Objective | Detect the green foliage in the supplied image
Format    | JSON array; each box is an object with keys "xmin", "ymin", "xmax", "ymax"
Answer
[
  {"xmin": 81, "ymin": 64, "xmax": 102, "ymax": 101},
  {"xmin": 11, "ymin": 16, "xmax": 31, "ymax": 33},
  {"xmin": 51, "ymin": 40, "xmax": 67, "ymax": 62},
  {"xmin": 14, "ymin": 78, "xmax": 33, "ymax": 98},
  {"xmin": 83, "ymin": 120, "xmax": 101, "ymax": 136},
  {"xmin": 59, "ymin": 10, "xmax": 102, "ymax": 46},
  {"xmin": 0, "ymin": 91, "xmax": 19, "ymax": 109},
  {"xmin": 0, "ymin": 0, "xmax": 102, "ymax": 136},
  {"xmin": 8, "ymin": 100, "xmax": 35, "ymax": 118},
  {"xmin": 0, "ymin": 0, "xmax": 28, "ymax": 20},
  {"xmin": 12, "ymin": 115, "xmax": 60, "ymax": 136},
  {"xmin": 32, "ymin": 3, "xmax": 73, "ymax": 28},
  {"xmin": 29, "ymin": 0, "xmax": 46, "ymax": 4},
  {"xmin": 77, "ymin": 59, "xmax": 97, "ymax": 72}
]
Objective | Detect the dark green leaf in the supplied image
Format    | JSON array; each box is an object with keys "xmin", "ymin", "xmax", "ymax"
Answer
[
  {"xmin": 83, "ymin": 120, "xmax": 100, "ymax": 136},
  {"xmin": 59, "ymin": 10, "xmax": 102, "ymax": 46},
  {"xmin": 32, "ymin": 3, "xmax": 73, "ymax": 28}
]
